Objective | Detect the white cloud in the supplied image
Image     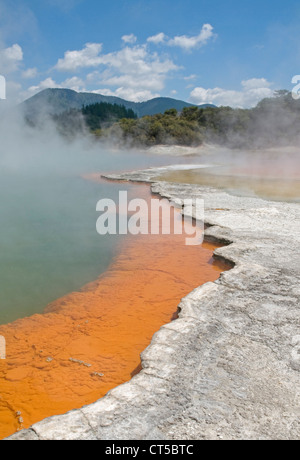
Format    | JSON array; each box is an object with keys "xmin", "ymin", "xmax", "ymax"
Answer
[
  {"xmin": 147, "ymin": 33, "xmax": 166, "ymax": 44},
  {"xmin": 22, "ymin": 67, "xmax": 38, "ymax": 79},
  {"xmin": 0, "ymin": 44, "xmax": 23, "ymax": 73},
  {"xmin": 189, "ymin": 78, "xmax": 274, "ymax": 108},
  {"xmin": 28, "ymin": 39, "xmax": 180, "ymax": 103},
  {"xmin": 122, "ymin": 34, "xmax": 137, "ymax": 44},
  {"xmin": 55, "ymin": 43, "xmax": 103, "ymax": 71},
  {"xmin": 86, "ymin": 70, "xmax": 101, "ymax": 82},
  {"xmin": 25, "ymin": 75, "xmax": 86, "ymax": 97},
  {"xmin": 184, "ymin": 74, "xmax": 197, "ymax": 81},
  {"xmin": 62, "ymin": 76, "xmax": 85, "ymax": 92},
  {"xmin": 89, "ymin": 45, "xmax": 178, "ymax": 101},
  {"xmin": 98, "ymin": 45, "xmax": 177, "ymax": 75},
  {"xmin": 27, "ymin": 77, "xmax": 60, "ymax": 96},
  {"xmin": 3, "ymin": 44, "xmax": 23, "ymax": 61},
  {"xmin": 25, "ymin": 41, "xmax": 177, "ymax": 102},
  {"xmin": 53, "ymin": 42, "xmax": 178, "ymax": 101},
  {"xmin": 241, "ymin": 78, "xmax": 271, "ymax": 90},
  {"xmin": 99, "ymin": 73, "xmax": 165, "ymax": 92},
  {"xmin": 92, "ymin": 87, "xmax": 160, "ymax": 102},
  {"xmin": 168, "ymin": 24, "xmax": 215, "ymax": 51},
  {"xmin": 147, "ymin": 26, "xmax": 215, "ymax": 51}
]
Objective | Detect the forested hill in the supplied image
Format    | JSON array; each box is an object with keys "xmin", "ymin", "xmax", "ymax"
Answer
[
  {"xmin": 21, "ymin": 88, "xmax": 214, "ymax": 123},
  {"xmin": 21, "ymin": 88, "xmax": 300, "ymax": 149},
  {"xmin": 82, "ymin": 102, "xmax": 137, "ymax": 129},
  {"xmin": 51, "ymin": 101, "xmax": 137, "ymax": 136},
  {"xmin": 106, "ymin": 91, "xmax": 300, "ymax": 148}
]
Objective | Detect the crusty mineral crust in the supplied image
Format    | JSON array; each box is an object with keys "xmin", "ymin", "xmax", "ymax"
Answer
[{"xmin": 8, "ymin": 168, "xmax": 300, "ymax": 440}]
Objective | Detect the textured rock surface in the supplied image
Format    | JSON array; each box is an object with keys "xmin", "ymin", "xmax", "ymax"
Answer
[{"xmin": 8, "ymin": 168, "xmax": 300, "ymax": 440}]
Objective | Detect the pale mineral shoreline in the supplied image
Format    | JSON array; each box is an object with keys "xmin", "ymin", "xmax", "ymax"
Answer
[{"xmin": 8, "ymin": 165, "xmax": 300, "ymax": 440}]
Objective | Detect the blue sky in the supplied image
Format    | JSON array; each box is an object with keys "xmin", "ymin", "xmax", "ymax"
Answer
[{"xmin": 1, "ymin": 0, "xmax": 300, "ymax": 107}]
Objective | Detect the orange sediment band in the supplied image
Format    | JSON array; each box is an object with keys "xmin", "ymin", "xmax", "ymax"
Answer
[{"xmin": 0, "ymin": 187, "xmax": 229, "ymax": 439}]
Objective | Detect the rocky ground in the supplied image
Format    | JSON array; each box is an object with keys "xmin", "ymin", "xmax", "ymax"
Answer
[{"xmin": 8, "ymin": 167, "xmax": 300, "ymax": 440}]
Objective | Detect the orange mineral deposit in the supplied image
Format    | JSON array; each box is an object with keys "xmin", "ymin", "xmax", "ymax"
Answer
[{"xmin": 0, "ymin": 185, "xmax": 229, "ymax": 439}]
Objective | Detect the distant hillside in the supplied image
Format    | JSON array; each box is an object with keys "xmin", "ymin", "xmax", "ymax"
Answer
[
  {"xmin": 102, "ymin": 91, "xmax": 300, "ymax": 149},
  {"xmin": 21, "ymin": 88, "xmax": 214, "ymax": 122},
  {"xmin": 20, "ymin": 89, "xmax": 300, "ymax": 149},
  {"xmin": 51, "ymin": 101, "xmax": 137, "ymax": 137},
  {"xmin": 136, "ymin": 97, "xmax": 214, "ymax": 116}
]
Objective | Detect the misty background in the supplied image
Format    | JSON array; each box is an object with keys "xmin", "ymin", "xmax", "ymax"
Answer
[{"xmin": 0, "ymin": 108, "xmax": 187, "ymax": 324}]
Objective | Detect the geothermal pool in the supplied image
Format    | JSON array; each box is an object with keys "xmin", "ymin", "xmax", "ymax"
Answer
[
  {"xmin": 157, "ymin": 164, "xmax": 300, "ymax": 202},
  {"xmin": 154, "ymin": 145, "xmax": 300, "ymax": 202},
  {"xmin": 0, "ymin": 137, "xmax": 230, "ymax": 438},
  {"xmin": 0, "ymin": 179, "xmax": 228, "ymax": 439},
  {"xmin": 0, "ymin": 146, "xmax": 194, "ymax": 325},
  {"xmin": 1, "ymin": 138, "xmax": 294, "ymax": 438}
]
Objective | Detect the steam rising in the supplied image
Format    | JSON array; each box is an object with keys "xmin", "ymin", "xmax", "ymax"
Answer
[
  {"xmin": 0, "ymin": 105, "xmax": 176, "ymax": 324},
  {"xmin": 0, "ymin": 97, "xmax": 299, "ymax": 324}
]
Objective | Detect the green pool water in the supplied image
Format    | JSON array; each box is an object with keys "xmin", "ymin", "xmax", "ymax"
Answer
[{"xmin": 0, "ymin": 135, "xmax": 177, "ymax": 325}]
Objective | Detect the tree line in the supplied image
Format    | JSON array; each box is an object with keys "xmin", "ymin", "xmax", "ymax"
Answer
[
  {"xmin": 52, "ymin": 102, "xmax": 137, "ymax": 137},
  {"xmin": 53, "ymin": 91, "xmax": 300, "ymax": 148},
  {"xmin": 106, "ymin": 91, "xmax": 300, "ymax": 148}
]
